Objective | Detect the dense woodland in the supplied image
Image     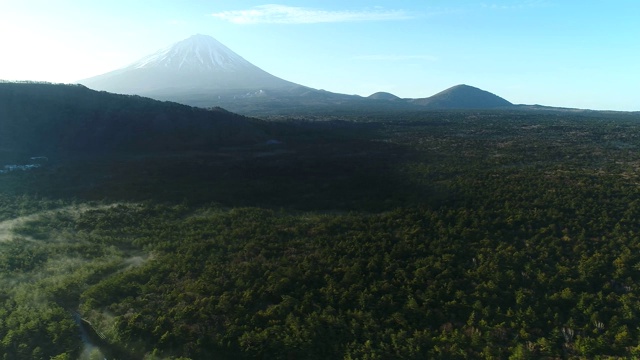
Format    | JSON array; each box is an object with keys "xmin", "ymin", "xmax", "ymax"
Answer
[{"xmin": 2, "ymin": 103, "xmax": 640, "ymax": 359}]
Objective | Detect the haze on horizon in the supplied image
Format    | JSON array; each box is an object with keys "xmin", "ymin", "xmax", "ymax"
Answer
[{"xmin": 0, "ymin": 0, "xmax": 638, "ymax": 111}]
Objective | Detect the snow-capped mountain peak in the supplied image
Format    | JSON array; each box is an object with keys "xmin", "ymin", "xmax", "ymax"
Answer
[
  {"xmin": 79, "ymin": 34, "xmax": 301, "ymax": 96},
  {"xmin": 128, "ymin": 34, "xmax": 254, "ymax": 72}
]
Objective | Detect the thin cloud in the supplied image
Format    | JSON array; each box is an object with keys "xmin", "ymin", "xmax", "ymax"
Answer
[
  {"xmin": 211, "ymin": 4, "xmax": 412, "ymax": 24},
  {"xmin": 355, "ymin": 54, "xmax": 438, "ymax": 62}
]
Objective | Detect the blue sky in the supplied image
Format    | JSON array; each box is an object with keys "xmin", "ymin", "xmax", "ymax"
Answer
[{"xmin": 0, "ymin": 0, "xmax": 638, "ymax": 110}]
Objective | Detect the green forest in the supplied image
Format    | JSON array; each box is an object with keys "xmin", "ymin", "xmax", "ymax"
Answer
[{"xmin": 2, "ymin": 108, "xmax": 640, "ymax": 359}]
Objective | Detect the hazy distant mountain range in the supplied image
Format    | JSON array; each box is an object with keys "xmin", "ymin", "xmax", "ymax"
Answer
[{"xmin": 80, "ymin": 35, "xmax": 513, "ymax": 115}]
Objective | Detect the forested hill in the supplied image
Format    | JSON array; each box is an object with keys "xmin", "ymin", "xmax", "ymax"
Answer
[{"xmin": 0, "ymin": 82, "xmax": 265, "ymax": 156}]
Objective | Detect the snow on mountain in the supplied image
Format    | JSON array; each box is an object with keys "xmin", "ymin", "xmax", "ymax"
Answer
[
  {"xmin": 128, "ymin": 34, "xmax": 254, "ymax": 72},
  {"xmin": 79, "ymin": 34, "xmax": 301, "ymax": 96}
]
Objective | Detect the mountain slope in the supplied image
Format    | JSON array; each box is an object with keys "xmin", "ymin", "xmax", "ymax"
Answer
[
  {"xmin": 0, "ymin": 82, "xmax": 264, "ymax": 157},
  {"xmin": 411, "ymin": 84, "xmax": 512, "ymax": 109}
]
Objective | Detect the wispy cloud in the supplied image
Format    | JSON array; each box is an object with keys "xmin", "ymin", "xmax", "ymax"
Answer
[
  {"xmin": 354, "ymin": 54, "xmax": 438, "ymax": 62},
  {"xmin": 211, "ymin": 4, "xmax": 412, "ymax": 24}
]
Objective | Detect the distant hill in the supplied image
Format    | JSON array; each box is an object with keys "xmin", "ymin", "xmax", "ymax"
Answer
[
  {"xmin": 368, "ymin": 92, "xmax": 401, "ymax": 101},
  {"xmin": 0, "ymin": 82, "xmax": 264, "ymax": 158},
  {"xmin": 410, "ymin": 84, "xmax": 512, "ymax": 109}
]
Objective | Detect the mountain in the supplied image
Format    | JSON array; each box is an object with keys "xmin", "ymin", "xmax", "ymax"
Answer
[
  {"xmin": 79, "ymin": 34, "xmax": 372, "ymax": 114},
  {"xmin": 80, "ymin": 35, "xmax": 514, "ymax": 114},
  {"xmin": 80, "ymin": 34, "xmax": 304, "ymax": 98},
  {"xmin": 0, "ymin": 82, "xmax": 264, "ymax": 159},
  {"xmin": 367, "ymin": 85, "xmax": 512, "ymax": 111},
  {"xmin": 410, "ymin": 84, "xmax": 512, "ymax": 109},
  {"xmin": 368, "ymin": 92, "xmax": 401, "ymax": 101}
]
